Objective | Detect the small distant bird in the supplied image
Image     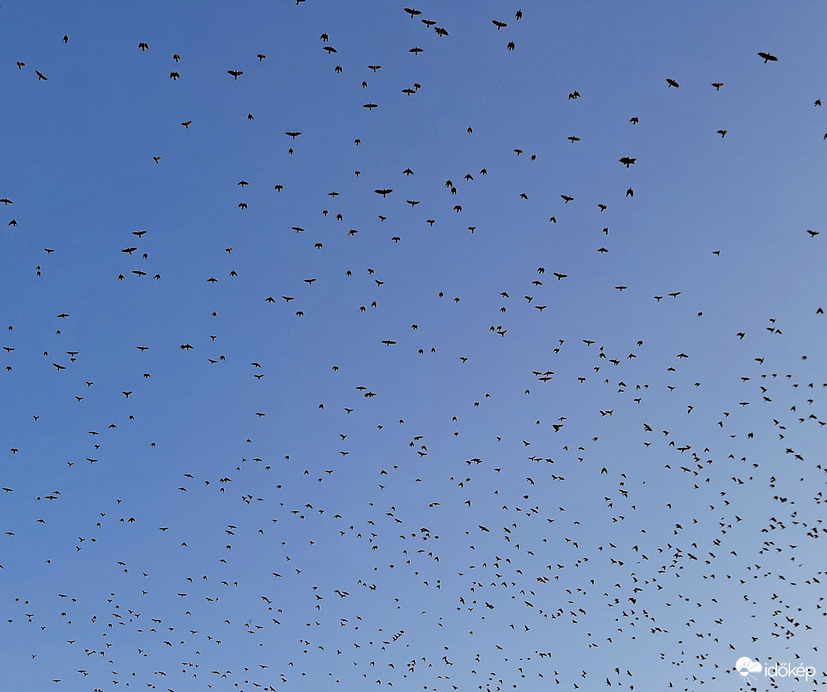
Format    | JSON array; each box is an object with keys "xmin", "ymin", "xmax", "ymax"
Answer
[
  {"xmin": 36, "ymin": 70, "xmax": 48, "ymax": 80},
  {"xmin": 666, "ymin": 78, "xmax": 679, "ymax": 88},
  {"xmin": 227, "ymin": 70, "xmax": 243, "ymax": 79},
  {"xmin": 619, "ymin": 156, "xmax": 636, "ymax": 167},
  {"xmin": 717, "ymin": 129, "xmax": 728, "ymax": 138},
  {"xmin": 138, "ymin": 42, "xmax": 149, "ymax": 51},
  {"xmin": 492, "ymin": 20, "xmax": 508, "ymax": 29},
  {"xmin": 757, "ymin": 51, "xmax": 778, "ymax": 63},
  {"xmin": 711, "ymin": 82, "xmax": 724, "ymax": 90}
]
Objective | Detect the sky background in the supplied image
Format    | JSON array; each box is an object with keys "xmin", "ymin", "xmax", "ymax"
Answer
[{"xmin": 1, "ymin": 1, "xmax": 827, "ymax": 690}]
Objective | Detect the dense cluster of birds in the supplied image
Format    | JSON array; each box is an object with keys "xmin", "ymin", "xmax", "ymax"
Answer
[{"xmin": 2, "ymin": 2, "xmax": 826, "ymax": 691}]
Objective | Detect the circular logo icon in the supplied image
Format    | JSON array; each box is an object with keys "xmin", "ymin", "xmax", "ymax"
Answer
[{"xmin": 736, "ymin": 657, "xmax": 762, "ymax": 677}]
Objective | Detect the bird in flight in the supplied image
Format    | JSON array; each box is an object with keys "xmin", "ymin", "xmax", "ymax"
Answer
[{"xmin": 757, "ymin": 51, "xmax": 778, "ymax": 63}]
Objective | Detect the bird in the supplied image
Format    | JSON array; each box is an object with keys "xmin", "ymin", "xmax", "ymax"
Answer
[
  {"xmin": 35, "ymin": 70, "xmax": 48, "ymax": 80},
  {"xmin": 666, "ymin": 78, "xmax": 679, "ymax": 87},
  {"xmin": 758, "ymin": 51, "xmax": 778, "ymax": 62},
  {"xmin": 227, "ymin": 70, "xmax": 243, "ymax": 79}
]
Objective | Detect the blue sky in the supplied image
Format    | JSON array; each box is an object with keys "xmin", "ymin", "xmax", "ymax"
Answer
[{"xmin": 2, "ymin": 1, "xmax": 827, "ymax": 690}]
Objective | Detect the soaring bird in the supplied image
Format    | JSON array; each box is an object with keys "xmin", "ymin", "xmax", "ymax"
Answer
[
  {"xmin": 757, "ymin": 51, "xmax": 778, "ymax": 63},
  {"xmin": 227, "ymin": 70, "xmax": 243, "ymax": 79}
]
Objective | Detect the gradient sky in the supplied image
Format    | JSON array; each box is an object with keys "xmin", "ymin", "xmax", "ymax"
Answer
[{"xmin": 2, "ymin": 1, "xmax": 827, "ymax": 690}]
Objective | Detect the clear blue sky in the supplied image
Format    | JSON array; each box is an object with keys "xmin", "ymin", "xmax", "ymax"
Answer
[{"xmin": 2, "ymin": 1, "xmax": 826, "ymax": 690}]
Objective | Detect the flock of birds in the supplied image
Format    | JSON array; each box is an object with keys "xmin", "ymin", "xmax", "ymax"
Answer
[{"xmin": 2, "ymin": 2, "xmax": 827, "ymax": 691}]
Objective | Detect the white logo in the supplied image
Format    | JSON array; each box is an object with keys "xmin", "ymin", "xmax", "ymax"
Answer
[
  {"xmin": 735, "ymin": 656, "xmax": 816, "ymax": 685},
  {"xmin": 736, "ymin": 657, "xmax": 762, "ymax": 684}
]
